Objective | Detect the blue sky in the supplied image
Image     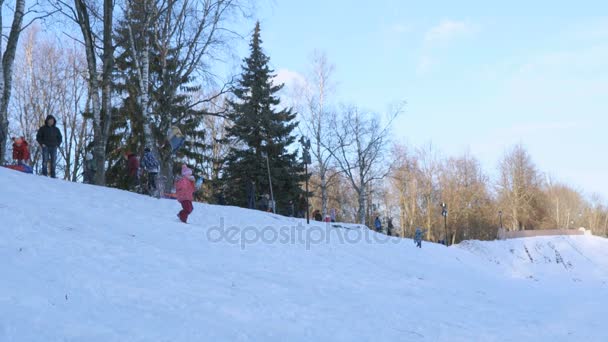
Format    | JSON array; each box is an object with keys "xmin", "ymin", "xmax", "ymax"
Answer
[{"xmin": 233, "ymin": 1, "xmax": 608, "ymax": 198}]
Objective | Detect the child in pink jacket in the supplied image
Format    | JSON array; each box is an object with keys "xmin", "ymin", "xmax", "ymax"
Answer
[{"xmin": 175, "ymin": 164, "xmax": 196, "ymax": 223}]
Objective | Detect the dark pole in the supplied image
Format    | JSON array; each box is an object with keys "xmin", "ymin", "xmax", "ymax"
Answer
[
  {"xmin": 441, "ymin": 202, "xmax": 448, "ymax": 246},
  {"xmin": 301, "ymin": 136, "xmax": 311, "ymax": 225},
  {"xmin": 444, "ymin": 214, "xmax": 447, "ymax": 246},
  {"xmin": 305, "ymin": 161, "xmax": 309, "ymax": 224}
]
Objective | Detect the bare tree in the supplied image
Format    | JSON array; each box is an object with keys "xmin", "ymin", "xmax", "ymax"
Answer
[
  {"xmin": 297, "ymin": 51, "xmax": 336, "ymax": 217},
  {"xmin": 497, "ymin": 144, "xmax": 543, "ymax": 231},
  {"xmin": 439, "ymin": 152, "xmax": 492, "ymax": 243},
  {"xmin": 390, "ymin": 144, "xmax": 421, "ymax": 237},
  {"xmin": 51, "ymin": 0, "xmax": 115, "ymax": 184},
  {"xmin": 330, "ymin": 105, "xmax": 397, "ymax": 224},
  {"xmin": 416, "ymin": 143, "xmax": 441, "ymax": 240},
  {"xmin": 11, "ymin": 27, "xmax": 91, "ymax": 180}
]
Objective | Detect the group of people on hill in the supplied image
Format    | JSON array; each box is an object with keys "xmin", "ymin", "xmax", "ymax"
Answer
[
  {"xmin": 7, "ymin": 115, "xmax": 62, "ymax": 177},
  {"xmin": 6, "ymin": 118, "xmax": 197, "ymax": 224}
]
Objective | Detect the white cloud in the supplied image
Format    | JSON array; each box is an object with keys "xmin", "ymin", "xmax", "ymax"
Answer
[
  {"xmin": 274, "ymin": 68, "xmax": 306, "ymax": 89},
  {"xmin": 424, "ymin": 20, "xmax": 476, "ymax": 44}
]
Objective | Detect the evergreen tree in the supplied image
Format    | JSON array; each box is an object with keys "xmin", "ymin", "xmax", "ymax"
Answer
[
  {"xmin": 106, "ymin": 1, "xmax": 207, "ymax": 189},
  {"xmin": 223, "ymin": 22, "xmax": 305, "ymax": 213}
]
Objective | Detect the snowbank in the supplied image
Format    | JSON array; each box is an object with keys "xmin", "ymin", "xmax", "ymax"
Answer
[{"xmin": 1, "ymin": 167, "xmax": 607, "ymax": 341}]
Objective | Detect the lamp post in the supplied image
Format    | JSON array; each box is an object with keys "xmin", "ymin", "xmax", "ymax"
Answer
[
  {"xmin": 498, "ymin": 210, "xmax": 503, "ymax": 229},
  {"xmin": 441, "ymin": 202, "xmax": 448, "ymax": 246},
  {"xmin": 300, "ymin": 137, "xmax": 311, "ymax": 224},
  {"xmin": 263, "ymin": 152, "xmax": 275, "ymax": 214}
]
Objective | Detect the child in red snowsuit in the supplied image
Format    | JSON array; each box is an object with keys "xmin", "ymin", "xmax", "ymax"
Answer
[
  {"xmin": 175, "ymin": 164, "xmax": 195, "ymax": 223},
  {"xmin": 12, "ymin": 137, "xmax": 30, "ymax": 165}
]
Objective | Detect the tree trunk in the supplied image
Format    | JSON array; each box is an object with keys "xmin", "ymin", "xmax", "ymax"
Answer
[
  {"xmin": 0, "ymin": 0, "xmax": 25, "ymax": 163},
  {"xmin": 357, "ymin": 189, "xmax": 366, "ymax": 225}
]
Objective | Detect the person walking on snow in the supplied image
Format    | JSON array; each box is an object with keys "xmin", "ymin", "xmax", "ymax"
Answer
[
  {"xmin": 414, "ymin": 227, "xmax": 425, "ymax": 248},
  {"xmin": 83, "ymin": 152, "xmax": 96, "ymax": 184},
  {"xmin": 175, "ymin": 164, "xmax": 196, "ymax": 223},
  {"xmin": 126, "ymin": 152, "xmax": 140, "ymax": 191},
  {"xmin": 12, "ymin": 137, "xmax": 30, "ymax": 165},
  {"xmin": 374, "ymin": 216, "xmax": 382, "ymax": 233},
  {"xmin": 36, "ymin": 115, "xmax": 62, "ymax": 178},
  {"xmin": 246, "ymin": 179, "xmax": 256, "ymax": 209},
  {"xmin": 142, "ymin": 147, "xmax": 160, "ymax": 193}
]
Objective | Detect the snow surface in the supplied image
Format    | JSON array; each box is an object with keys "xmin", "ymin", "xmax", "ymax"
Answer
[{"xmin": 1, "ymin": 166, "xmax": 607, "ymax": 342}]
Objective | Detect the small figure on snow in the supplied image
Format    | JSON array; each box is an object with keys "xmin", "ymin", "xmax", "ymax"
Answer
[
  {"xmin": 330, "ymin": 208, "xmax": 337, "ymax": 223},
  {"xmin": 258, "ymin": 193, "xmax": 269, "ymax": 212},
  {"xmin": 125, "ymin": 152, "xmax": 140, "ymax": 191},
  {"xmin": 36, "ymin": 115, "xmax": 62, "ymax": 178},
  {"xmin": 297, "ymin": 194, "xmax": 307, "ymax": 218},
  {"xmin": 175, "ymin": 164, "xmax": 196, "ymax": 223},
  {"xmin": 374, "ymin": 216, "xmax": 382, "ymax": 233},
  {"xmin": 414, "ymin": 227, "xmax": 425, "ymax": 248},
  {"xmin": 142, "ymin": 147, "xmax": 160, "ymax": 194},
  {"xmin": 83, "ymin": 152, "xmax": 96, "ymax": 184},
  {"xmin": 246, "ymin": 179, "xmax": 256, "ymax": 209},
  {"xmin": 313, "ymin": 209, "xmax": 323, "ymax": 222},
  {"xmin": 12, "ymin": 136, "xmax": 30, "ymax": 165},
  {"xmin": 387, "ymin": 217, "xmax": 395, "ymax": 236}
]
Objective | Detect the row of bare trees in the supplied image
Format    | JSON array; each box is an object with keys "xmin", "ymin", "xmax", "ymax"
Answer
[{"xmin": 294, "ymin": 53, "xmax": 608, "ymax": 242}]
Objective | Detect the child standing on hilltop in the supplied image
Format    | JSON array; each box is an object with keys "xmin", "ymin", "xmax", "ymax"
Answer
[{"xmin": 175, "ymin": 164, "xmax": 196, "ymax": 223}]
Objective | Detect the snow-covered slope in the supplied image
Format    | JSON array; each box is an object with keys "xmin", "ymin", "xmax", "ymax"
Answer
[{"xmin": 1, "ymin": 167, "xmax": 607, "ymax": 342}]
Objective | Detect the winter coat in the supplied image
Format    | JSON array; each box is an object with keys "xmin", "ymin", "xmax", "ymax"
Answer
[
  {"xmin": 12, "ymin": 140, "xmax": 30, "ymax": 161},
  {"xmin": 414, "ymin": 228, "xmax": 424, "ymax": 242},
  {"xmin": 175, "ymin": 176, "xmax": 195, "ymax": 202},
  {"xmin": 246, "ymin": 180, "xmax": 256, "ymax": 199},
  {"xmin": 127, "ymin": 154, "xmax": 140, "ymax": 177},
  {"xmin": 313, "ymin": 210, "xmax": 323, "ymax": 221},
  {"xmin": 36, "ymin": 115, "xmax": 62, "ymax": 147},
  {"xmin": 374, "ymin": 218, "xmax": 382, "ymax": 230},
  {"xmin": 142, "ymin": 151, "xmax": 160, "ymax": 173}
]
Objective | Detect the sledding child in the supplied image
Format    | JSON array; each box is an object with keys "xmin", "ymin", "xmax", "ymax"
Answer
[
  {"xmin": 12, "ymin": 136, "xmax": 30, "ymax": 165},
  {"xmin": 142, "ymin": 147, "xmax": 160, "ymax": 193},
  {"xmin": 175, "ymin": 164, "xmax": 196, "ymax": 223},
  {"xmin": 414, "ymin": 227, "xmax": 426, "ymax": 248}
]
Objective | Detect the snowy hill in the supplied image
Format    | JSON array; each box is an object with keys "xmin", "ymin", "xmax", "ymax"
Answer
[{"xmin": 1, "ymin": 167, "xmax": 607, "ymax": 342}]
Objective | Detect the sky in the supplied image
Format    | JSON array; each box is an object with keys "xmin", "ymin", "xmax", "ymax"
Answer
[{"xmin": 234, "ymin": 1, "xmax": 608, "ymax": 198}]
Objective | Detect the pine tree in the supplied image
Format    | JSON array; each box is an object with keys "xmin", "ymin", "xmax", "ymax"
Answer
[{"xmin": 223, "ymin": 22, "xmax": 305, "ymax": 213}]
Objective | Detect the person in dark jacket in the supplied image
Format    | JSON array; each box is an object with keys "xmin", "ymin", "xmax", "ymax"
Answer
[
  {"xmin": 141, "ymin": 147, "xmax": 160, "ymax": 193},
  {"xmin": 313, "ymin": 209, "xmax": 323, "ymax": 222},
  {"xmin": 36, "ymin": 115, "xmax": 62, "ymax": 178},
  {"xmin": 387, "ymin": 217, "xmax": 395, "ymax": 236},
  {"xmin": 258, "ymin": 193, "xmax": 269, "ymax": 212},
  {"xmin": 297, "ymin": 195, "xmax": 307, "ymax": 218},
  {"xmin": 374, "ymin": 216, "xmax": 382, "ymax": 233},
  {"xmin": 246, "ymin": 179, "xmax": 256, "ymax": 209}
]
